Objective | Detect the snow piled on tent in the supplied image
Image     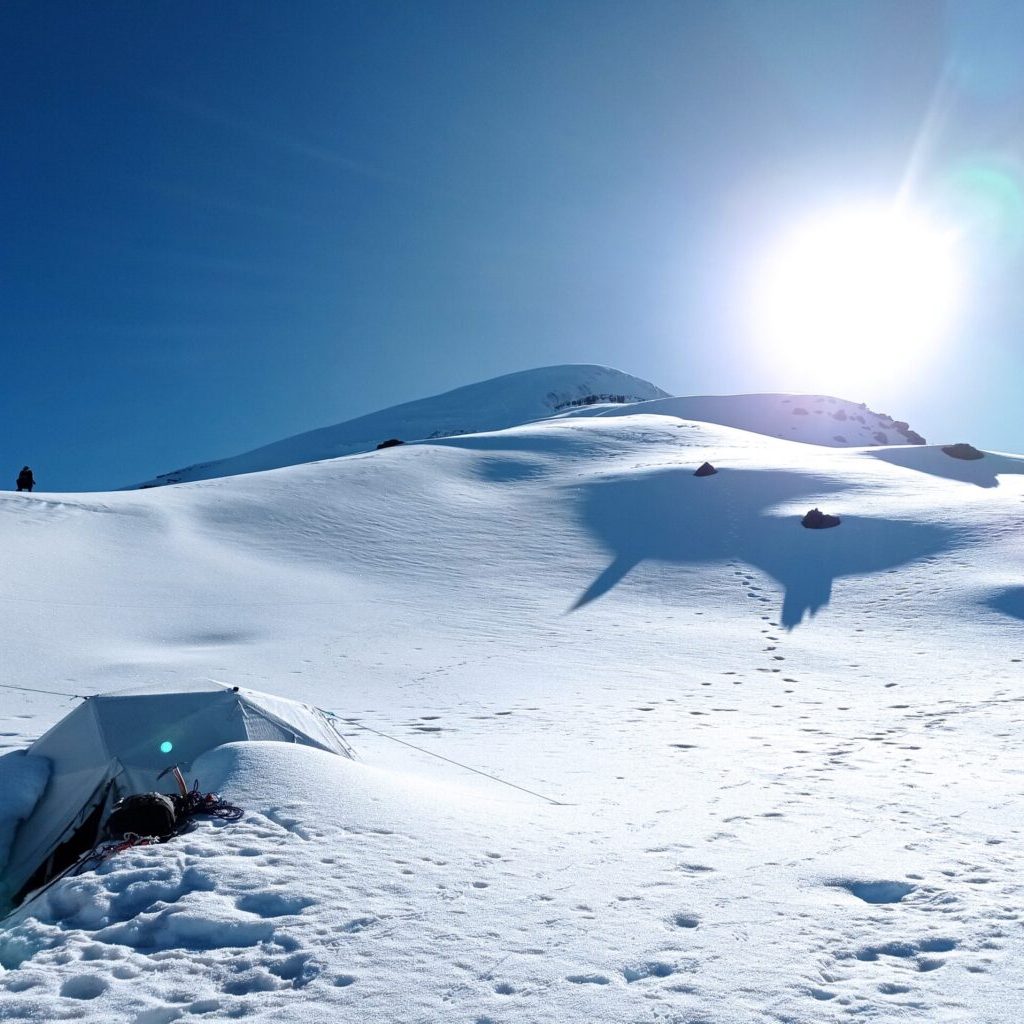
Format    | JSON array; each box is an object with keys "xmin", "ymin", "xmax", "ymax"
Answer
[
  {"xmin": 0, "ymin": 754, "xmax": 49, "ymax": 875},
  {"xmin": 0, "ymin": 399, "xmax": 1022, "ymax": 1021}
]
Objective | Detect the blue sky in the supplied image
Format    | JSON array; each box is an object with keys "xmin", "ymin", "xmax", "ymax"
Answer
[{"xmin": 3, "ymin": 1, "xmax": 1024, "ymax": 490}]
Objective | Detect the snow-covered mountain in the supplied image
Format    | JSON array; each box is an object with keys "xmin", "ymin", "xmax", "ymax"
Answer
[
  {"xmin": 138, "ymin": 365, "xmax": 924, "ymax": 487},
  {"xmin": 588, "ymin": 392, "xmax": 926, "ymax": 447},
  {"xmin": 3, "ymin": 399, "xmax": 1022, "ymax": 1023},
  {"xmin": 139, "ymin": 364, "xmax": 670, "ymax": 487}
]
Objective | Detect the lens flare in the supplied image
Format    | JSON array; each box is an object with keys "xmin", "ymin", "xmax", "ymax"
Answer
[
  {"xmin": 160, "ymin": 740, "xmax": 173, "ymax": 754},
  {"xmin": 941, "ymin": 157, "xmax": 1024, "ymax": 260}
]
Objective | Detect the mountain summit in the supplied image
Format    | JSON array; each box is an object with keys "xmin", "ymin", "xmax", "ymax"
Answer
[
  {"xmin": 139, "ymin": 364, "xmax": 925, "ymax": 487},
  {"xmin": 138, "ymin": 365, "xmax": 669, "ymax": 487}
]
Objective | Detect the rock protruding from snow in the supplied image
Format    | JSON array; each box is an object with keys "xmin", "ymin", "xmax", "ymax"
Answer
[
  {"xmin": 942, "ymin": 442, "xmax": 985, "ymax": 461},
  {"xmin": 801, "ymin": 508, "xmax": 841, "ymax": 529},
  {"xmin": 138, "ymin": 365, "xmax": 670, "ymax": 487},
  {"xmin": 694, "ymin": 462, "xmax": 717, "ymax": 477}
]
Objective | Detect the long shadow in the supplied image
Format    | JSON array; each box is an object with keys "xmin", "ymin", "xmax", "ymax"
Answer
[
  {"xmin": 870, "ymin": 446, "xmax": 1024, "ymax": 489},
  {"xmin": 571, "ymin": 468, "xmax": 955, "ymax": 629}
]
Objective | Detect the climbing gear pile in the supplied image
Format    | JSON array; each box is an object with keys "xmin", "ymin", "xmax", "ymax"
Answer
[
  {"xmin": 174, "ymin": 778, "xmax": 244, "ymax": 824},
  {"xmin": 70, "ymin": 768, "xmax": 243, "ymax": 877}
]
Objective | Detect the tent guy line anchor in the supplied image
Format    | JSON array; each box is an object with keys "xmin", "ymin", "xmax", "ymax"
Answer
[{"xmin": 328, "ymin": 713, "xmax": 569, "ymax": 807}]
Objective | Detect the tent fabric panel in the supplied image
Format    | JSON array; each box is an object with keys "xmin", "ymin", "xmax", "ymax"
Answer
[
  {"xmin": 23, "ymin": 699, "xmax": 90, "ymax": 757},
  {"xmin": 239, "ymin": 690, "xmax": 353, "ymax": 758},
  {"xmin": 29, "ymin": 699, "xmax": 108, "ymax": 773},
  {"xmin": 105, "ymin": 679, "xmax": 228, "ymax": 697},
  {"xmin": 237, "ymin": 702, "xmax": 296, "ymax": 743},
  {"xmin": 90, "ymin": 690, "xmax": 248, "ymax": 772}
]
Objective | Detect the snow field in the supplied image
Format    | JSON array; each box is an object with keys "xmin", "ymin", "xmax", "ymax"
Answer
[{"xmin": 0, "ymin": 409, "xmax": 1023, "ymax": 1021}]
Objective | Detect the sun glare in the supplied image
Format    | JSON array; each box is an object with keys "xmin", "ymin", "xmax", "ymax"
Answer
[{"xmin": 752, "ymin": 205, "xmax": 962, "ymax": 387}]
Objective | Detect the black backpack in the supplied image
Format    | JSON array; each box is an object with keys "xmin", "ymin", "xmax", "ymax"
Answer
[{"xmin": 105, "ymin": 793, "xmax": 179, "ymax": 840}]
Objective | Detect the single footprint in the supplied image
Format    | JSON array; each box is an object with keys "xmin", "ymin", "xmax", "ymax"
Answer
[
  {"xmin": 623, "ymin": 962, "xmax": 674, "ymax": 982},
  {"xmin": 60, "ymin": 976, "xmax": 109, "ymax": 1000}
]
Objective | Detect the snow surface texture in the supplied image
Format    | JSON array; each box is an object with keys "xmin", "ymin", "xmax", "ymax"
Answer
[
  {"xmin": 138, "ymin": 365, "xmax": 924, "ymax": 488},
  {"xmin": 1, "ymin": 399, "xmax": 1023, "ymax": 1021}
]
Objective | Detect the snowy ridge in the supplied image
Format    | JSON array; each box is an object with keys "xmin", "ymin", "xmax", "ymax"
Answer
[
  {"xmin": 139, "ymin": 364, "xmax": 669, "ymax": 487},
  {"xmin": 140, "ymin": 366, "xmax": 927, "ymax": 489},
  {"xmin": 2, "ymin": 409, "xmax": 1024, "ymax": 1022},
  {"xmin": 587, "ymin": 392, "xmax": 926, "ymax": 447}
]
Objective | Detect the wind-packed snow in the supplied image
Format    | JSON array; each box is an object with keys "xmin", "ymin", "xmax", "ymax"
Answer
[{"xmin": 2, "ymin": 391, "xmax": 1023, "ymax": 1022}]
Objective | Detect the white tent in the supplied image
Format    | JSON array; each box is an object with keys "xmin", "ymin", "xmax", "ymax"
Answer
[{"xmin": 2, "ymin": 680, "xmax": 353, "ymax": 907}]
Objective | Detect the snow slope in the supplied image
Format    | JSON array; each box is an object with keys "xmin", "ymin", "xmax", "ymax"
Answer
[
  {"xmin": 585, "ymin": 392, "xmax": 926, "ymax": 447},
  {"xmin": 2, "ymin": 407, "xmax": 1024, "ymax": 1022},
  {"xmin": 138, "ymin": 366, "xmax": 927, "ymax": 488},
  {"xmin": 139, "ymin": 364, "xmax": 669, "ymax": 487}
]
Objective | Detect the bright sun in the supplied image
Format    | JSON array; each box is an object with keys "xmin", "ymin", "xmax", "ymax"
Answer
[{"xmin": 752, "ymin": 204, "xmax": 962, "ymax": 386}]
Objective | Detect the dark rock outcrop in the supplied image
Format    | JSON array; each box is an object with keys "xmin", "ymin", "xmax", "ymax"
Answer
[
  {"xmin": 801, "ymin": 508, "xmax": 841, "ymax": 529},
  {"xmin": 941, "ymin": 442, "xmax": 985, "ymax": 461},
  {"xmin": 376, "ymin": 438, "xmax": 405, "ymax": 450},
  {"xmin": 694, "ymin": 462, "xmax": 717, "ymax": 477}
]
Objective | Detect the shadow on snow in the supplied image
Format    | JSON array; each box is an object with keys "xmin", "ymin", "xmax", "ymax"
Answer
[
  {"xmin": 986, "ymin": 587, "xmax": 1024, "ymax": 622},
  {"xmin": 570, "ymin": 468, "xmax": 955, "ymax": 629},
  {"xmin": 869, "ymin": 447, "xmax": 1024, "ymax": 489}
]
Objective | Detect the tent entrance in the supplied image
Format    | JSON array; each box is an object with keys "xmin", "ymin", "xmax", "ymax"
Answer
[{"xmin": 13, "ymin": 781, "xmax": 114, "ymax": 907}]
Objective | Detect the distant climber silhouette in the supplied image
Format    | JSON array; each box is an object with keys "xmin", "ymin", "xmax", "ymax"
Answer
[{"xmin": 16, "ymin": 466, "xmax": 34, "ymax": 492}]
